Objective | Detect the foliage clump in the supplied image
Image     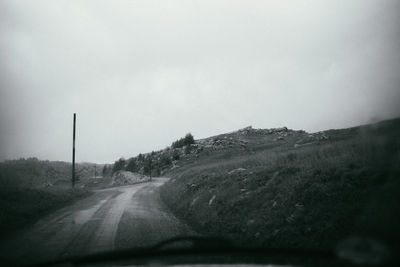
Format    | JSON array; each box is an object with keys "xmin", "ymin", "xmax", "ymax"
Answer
[
  {"xmin": 112, "ymin": 158, "xmax": 126, "ymax": 173},
  {"xmin": 171, "ymin": 133, "xmax": 195, "ymax": 149},
  {"xmin": 111, "ymin": 133, "xmax": 195, "ymax": 176}
]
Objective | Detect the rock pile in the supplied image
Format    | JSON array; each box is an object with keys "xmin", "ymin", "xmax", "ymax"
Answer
[
  {"xmin": 111, "ymin": 171, "xmax": 151, "ymax": 186},
  {"xmin": 196, "ymin": 136, "xmax": 248, "ymax": 151}
]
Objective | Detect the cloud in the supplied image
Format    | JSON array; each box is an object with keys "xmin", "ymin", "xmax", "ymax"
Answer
[{"xmin": 1, "ymin": 0, "xmax": 399, "ymax": 163}]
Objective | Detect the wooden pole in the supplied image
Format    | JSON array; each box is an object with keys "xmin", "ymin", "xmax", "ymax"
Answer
[{"xmin": 72, "ymin": 113, "xmax": 76, "ymax": 188}]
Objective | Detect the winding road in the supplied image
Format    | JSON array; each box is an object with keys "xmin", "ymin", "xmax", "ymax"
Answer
[{"xmin": 0, "ymin": 178, "xmax": 195, "ymax": 266}]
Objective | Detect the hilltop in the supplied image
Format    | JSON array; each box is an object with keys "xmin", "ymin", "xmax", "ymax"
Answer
[{"xmin": 110, "ymin": 124, "xmax": 331, "ymax": 177}]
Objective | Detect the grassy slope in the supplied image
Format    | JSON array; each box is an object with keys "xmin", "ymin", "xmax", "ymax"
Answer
[
  {"xmin": 0, "ymin": 159, "xmax": 98, "ymax": 238},
  {"xmin": 0, "ymin": 186, "xmax": 88, "ymax": 239},
  {"xmin": 160, "ymin": 119, "xmax": 400, "ymax": 251},
  {"xmin": 0, "ymin": 158, "xmax": 105, "ymax": 188}
]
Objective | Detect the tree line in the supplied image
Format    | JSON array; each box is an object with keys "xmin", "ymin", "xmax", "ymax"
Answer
[{"xmin": 107, "ymin": 133, "xmax": 194, "ymax": 176}]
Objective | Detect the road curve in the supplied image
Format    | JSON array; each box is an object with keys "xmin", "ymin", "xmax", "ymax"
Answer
[{"xmin": 0, "ymin": 178, "xmax": 195, "ymax": 266}]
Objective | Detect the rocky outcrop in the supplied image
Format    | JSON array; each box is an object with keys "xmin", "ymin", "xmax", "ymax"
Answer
[{"xmin": 111, "ymin": 171, "xmax": 151, "ymax": 186}]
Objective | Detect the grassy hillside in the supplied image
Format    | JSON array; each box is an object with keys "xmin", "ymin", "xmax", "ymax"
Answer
[
  {"xmin": 0, "ymin": 158, "xmax": 104, "ymax": 188},
  {"xmin": 0, "ymin": 186, "xmax": 87, "ymax": 238},
  {"xmin": 160, "ymin": 119, "xmax": 400, "ymax": 252},
  {"xmin": 0, "ymin": 158, "xmax": 102, "ymax": 237}
]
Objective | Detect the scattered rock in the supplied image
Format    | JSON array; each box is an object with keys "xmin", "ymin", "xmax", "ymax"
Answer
[
  {"xmin": 272, "ymin": 229, "xmax": 280, "ymax": 236},
  {"xmin": 286, "ymin": 214, "xmax": 296, "ymax": 223},
  {"xmin": 238, "ymin": 126, "xmax": 254, "ymax": 135},
  {"xmin": 209, "ymin": 195, "xmax": 216, "ymax": 205},
  {"xmin": 111, "ymin": 171, "xmax": 150, "ymax": 186},
  {"xmin": 228, "ymin": 168, "xmax": 247, "ymax": 175},
  {"xmin": 247, "ymin": 219, "xmax": 255, "ymax": 226},
  {"xmin": 294, "ymin": 142, "xmax": 315, "ymax": 148},
  {"xmin": 190, "ymin": 197, "xmax": 198, "ymax": 207},
  {"xmin": 43, "ymin": 182, "xmax": 53, "ymax": 188}
]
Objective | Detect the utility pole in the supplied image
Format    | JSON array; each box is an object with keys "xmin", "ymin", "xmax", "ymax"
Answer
[{"xmin": 72, "ymin": 113, "xmax": 76, "ymax": 188}]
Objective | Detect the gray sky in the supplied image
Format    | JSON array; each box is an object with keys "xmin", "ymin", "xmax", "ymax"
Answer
[{"xmin": 1, "ymin": 0, "xmax": 399, "ymax": 163}]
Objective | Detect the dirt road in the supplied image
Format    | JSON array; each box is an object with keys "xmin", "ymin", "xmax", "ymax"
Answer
[{"xmin": 0, "ymin": 178, "xmax": 195, "ymax": 266}]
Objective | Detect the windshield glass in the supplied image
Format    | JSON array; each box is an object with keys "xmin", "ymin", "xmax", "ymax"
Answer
[{"xmin": 0, "ymin": 1, "xmax": 399, "ymax": 266}]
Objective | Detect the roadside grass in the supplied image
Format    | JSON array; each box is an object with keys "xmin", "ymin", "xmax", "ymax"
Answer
[
  {"xmin": 0, "ymin": 158, "xmax": 103, "ymax": 238},
  {"xmin": 160, "ymin": 119, "xmax": 400, "ymax": 251},
  {"xmin": 0, "ymin": 186, "xmax": 89, "ymax": 239}
]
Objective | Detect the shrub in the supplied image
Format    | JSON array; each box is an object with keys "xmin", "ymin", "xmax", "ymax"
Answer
[
  {"xmin": 172, "ymin": 150, "xmax": 180, "ymax": 160},
  {"xmin": 126, "ymin": 158, "xmax": 138, "ymax": 172},
  {"xmin": 143, "ymin": 157, "xmax": 153, "ymax": 175},
  {"xmin": 112, "ymin": 158, "xmax": 126, "ymax": 173},
  {"xmin": 160, "ymin": 154, "xmax": 172, "ymax": 166},
  {"xmin": 102, "ymin": 165, "xmax": 112, "ymax": 177},
  {"xmin": 172, "ymin": 133, "xmax": 195, "ymax": 149}
]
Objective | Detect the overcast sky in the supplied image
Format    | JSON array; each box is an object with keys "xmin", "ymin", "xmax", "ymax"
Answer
[{"xmin": 1, "ymin": 0, "xmax": 399, "ymax": 163}]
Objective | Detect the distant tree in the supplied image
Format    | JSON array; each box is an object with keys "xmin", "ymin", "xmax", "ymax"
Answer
[
  {"xmin": 137, "ymin": 153, "xmax": 144, "ymax": 161},
  {"xmin": 102, "ymin": 165, "xmax": 108, "ymax": 176},
  {"xmin": 172, "ymin": 133, "xmax": 195, "ymax": 149},
  {"xmin": 112, "ymin": 158, "xmax": 126, "ymax": 173},
  {"xmin": 126, "ymin": 158, "xmax": 137, "ymax": 172},
  {"xmin": 171, "ymin": 139, "xmax": 183, "ymax": 149},
  {"xmin": 143, "ymin": 157, "xmax": 153, "ymax": 175},
  {"xmin": 184, "ymin": 133, "xmax": 195, "ymax": 146},
  {"xmin": 160, "ymin": 154, "xmax": 172, "ymax": 166},
  {"xmin": 185, "ymin": 144, "xmax": 192, "ymax": 155},
  {"xmin": 172, "ymin": 150, "xmax": 180, "ymax": 161},
  {"xmin": 152, "ymin": 167, "xmax": 161, "ymax": 177}
]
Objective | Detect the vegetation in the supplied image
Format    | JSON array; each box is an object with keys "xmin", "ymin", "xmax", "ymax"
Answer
[
  {"xmin": 171, "ymin": 133, "xmax": 195, "ymax": 149},
  {"xmin": 0, "ymin": 186, "xmax": 88, "ymax": 238},
  {"xmin": 110, "ymin": 133, "xmax": 195, "ymax": 176},
  {"xmin": 160, "ymin": 119, "xmax": 400, "ymax": 251},
  {"xmin": 0, "ymin": 158, "xmax": 102, "ymax": 187},
  {"xmin": 112, "ymin": 158, "xmax": 126, "ymax": 173},
  {"xmin": 126, "ymin": 158, "xmax": 138, "ymax": 172},
  {"xmin": 160, "ymin": 154, "xmax": 172, "ymax": 166},
  {"xmin": 102, "ymin": 164, "xmax": 112, "ymax": 177},
  {"xmin": 0, "ymin": 158, "xmax": 95, "ymax": 237},
  {"xmin": 172, "ymin": 150, "xmax": 180, "ymax": 161},
  {"xmin": 143, "ymin": 156, "xmax": 153, "ymax": 176}
]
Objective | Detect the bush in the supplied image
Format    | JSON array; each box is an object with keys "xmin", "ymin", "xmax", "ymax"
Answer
[
  {"xmin": 126, "ymin": 158, "xmax": 138, "ymax": 172},
  {"xmin": 102, "ymin": 165, "xmax": 112, "ymax": 177},
  {"xmin": 172, "ymin": 133, "xmax": 195, "ymax": 149},
  {"xmin": 112, "ymin": 158, "xmax": 126, "ymax": 173},
  {"xmin": 185, "ymin": 145, "xmax": 192, "ymax": 154},
  {"xmin": 143, "ymin": 157, "xmax": 153, "ymax": 175},
  {"xmin": 160, "ymin": 154, "xmax": 172, "ymax": 166},
  {"xmin": 172, "ymin": 150, "xmax": 180, "ymax": 160}
]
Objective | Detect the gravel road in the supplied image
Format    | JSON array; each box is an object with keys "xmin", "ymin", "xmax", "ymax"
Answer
[{"xmin": 0, "ymin": 178, "xmax": 195, "ymax": 266}]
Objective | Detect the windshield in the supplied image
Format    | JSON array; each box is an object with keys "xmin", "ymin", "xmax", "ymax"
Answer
[{"xmin": 0, "ymin": 1, "xmax": 399, "ymax": 266}]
